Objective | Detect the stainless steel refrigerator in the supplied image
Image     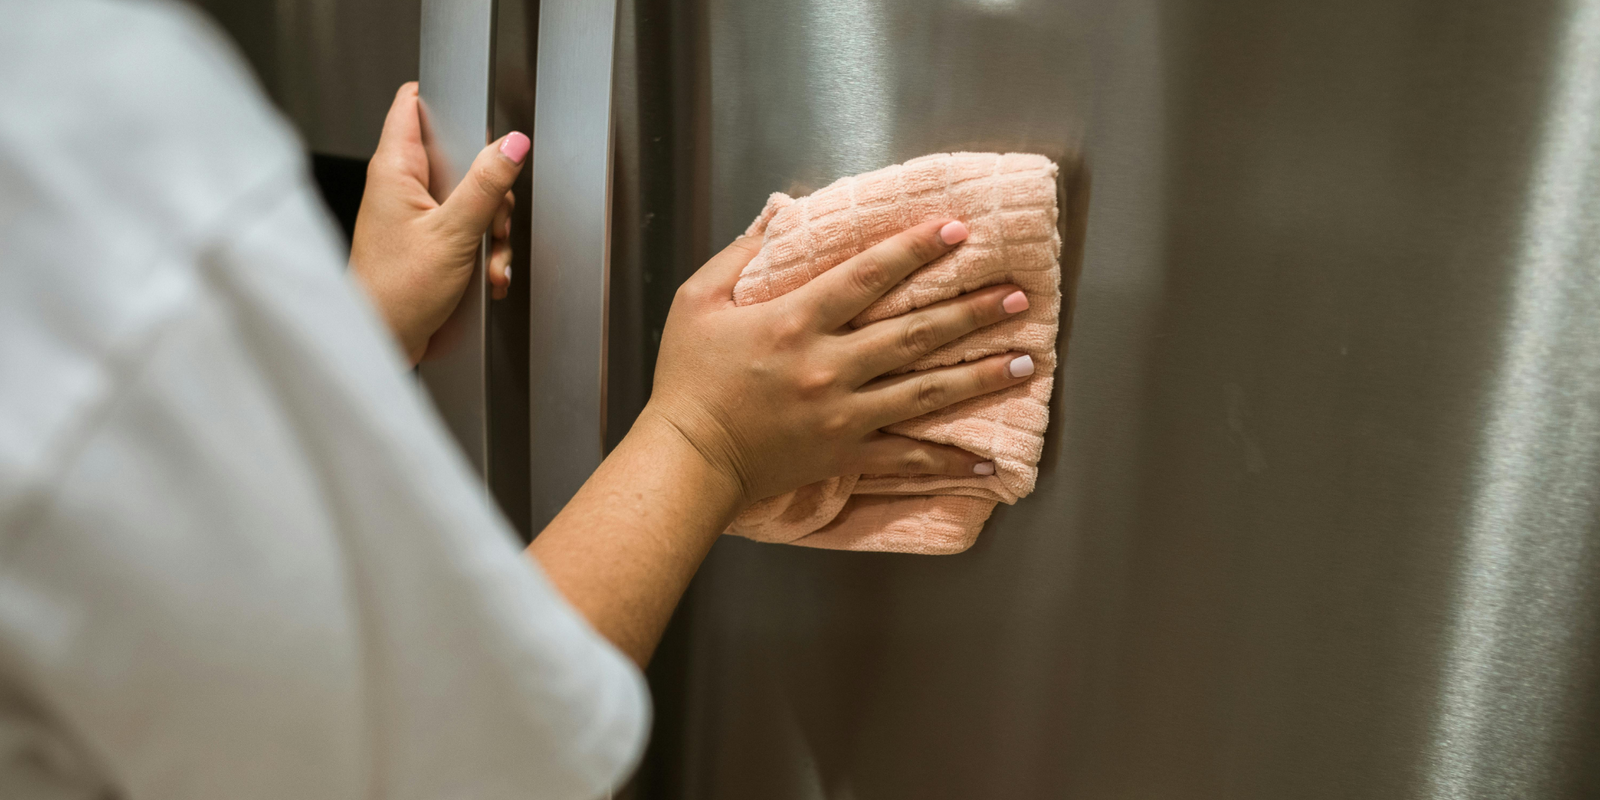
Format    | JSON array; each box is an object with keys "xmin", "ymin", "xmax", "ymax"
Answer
[{"xmin": 209, "ymin": 0, "xmax": 1600, "ymax": 796}]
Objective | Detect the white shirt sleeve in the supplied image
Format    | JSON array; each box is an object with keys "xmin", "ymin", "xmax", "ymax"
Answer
[{"xmin": 0, "ymin": 3, "xmax": 649, "ymax": 799}]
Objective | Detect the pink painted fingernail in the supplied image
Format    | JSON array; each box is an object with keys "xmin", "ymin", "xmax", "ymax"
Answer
[
  {"xmin": 973, "ymin": 461, "xmax": 996, "ymax": 476},
  {"xmin": 939, "ymin": 220, "xmax": 969, "ymax": 245},
  {"xmin": 1007, "ymin": 354, "xmax": 1035, "ymax": 378},
  {"xmin": 1002, "ymin": 290, "xmax": 1029, "ymax": 314},
  {"xmin": 500, "ymin": 131, "xmax": 530, "ymax": 164}
]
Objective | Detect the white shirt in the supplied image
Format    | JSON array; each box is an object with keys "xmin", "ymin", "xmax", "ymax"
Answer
[{"xmin": 0, "ymin": 2, "xmax": 649, "ymax": 798}]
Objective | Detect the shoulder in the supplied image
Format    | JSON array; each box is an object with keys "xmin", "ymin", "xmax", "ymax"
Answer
[
  {"xmin": 0, "ymin": 0, "xmax": 320, "ymax": 516},
  {"xmin": 0, "ymin": 0, "xmax": 307, "ymax": 237}
]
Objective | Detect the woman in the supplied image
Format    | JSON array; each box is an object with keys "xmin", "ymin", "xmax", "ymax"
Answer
[{"xmin": 0, "ymin": 2, "xmax": 1034, "ymax": 798}]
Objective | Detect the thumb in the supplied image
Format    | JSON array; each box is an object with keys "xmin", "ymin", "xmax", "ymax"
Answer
[
  {"xmin": 438, "ymin": 131, "xmax": 529, "ymax": 235},
  {"xmin": 682, "ymin": 234, "xmax": 764, "ymax": 306}
]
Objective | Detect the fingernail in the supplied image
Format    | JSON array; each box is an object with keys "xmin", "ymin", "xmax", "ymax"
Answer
[
  {"xmin": 500, "ymin": 131, "xmax": 530, "ymax": 164},
  {"xmin": 1001, "ymin": 290, "xmax": 1029, "ymax": 314},
  {"xmin": 939, "ymin": 220, "xmax": 969, "ymax": 245},
  {"xmin": 973, "ymin": 461, "xmax": 996, "ymax": 476},
  {"xmin": 504, "ymin": 265, "xmax": 512, "ymax": 284},
  {"xmin": 1007, "ymin": 354, "xmax": 1035, "ymax": 378}
]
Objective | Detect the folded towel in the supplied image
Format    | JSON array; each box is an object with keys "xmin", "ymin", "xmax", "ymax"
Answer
[{"xmin": 725, "ymin": 152, "xmax": 1062, "ymax": 555}]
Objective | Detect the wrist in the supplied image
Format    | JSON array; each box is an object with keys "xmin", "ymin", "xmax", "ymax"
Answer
[{"xmin": 630, "ymin": 404, "xmax": 751, "ymax": 516}]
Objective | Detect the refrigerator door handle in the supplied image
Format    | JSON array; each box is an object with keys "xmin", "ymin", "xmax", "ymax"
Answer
[
  {"xmin": 527, "ymin": 0, "xmax": 620, "ymax": 531},
  {"xmin": 417, "ymin": 0, "xmax": 498, "ymax": 479}
]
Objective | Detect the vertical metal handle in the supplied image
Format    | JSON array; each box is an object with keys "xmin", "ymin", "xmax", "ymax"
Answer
[
  {"xmin": 417, "ymin": 0, "xmax": 497, "ymax": 478},
  {"xmin": 527, "ymin": 0, "xmax": 619, "ymax": 531}
]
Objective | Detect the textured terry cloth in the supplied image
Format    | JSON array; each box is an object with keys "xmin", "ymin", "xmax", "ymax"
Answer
[{"xmin": 726, "ymin": 152, "xmax": 1062, "ymax": 555}]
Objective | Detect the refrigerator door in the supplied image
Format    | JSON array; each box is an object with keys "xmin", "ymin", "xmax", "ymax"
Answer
[{"xmin": 615, "ymin": 0, "xmax": 1600, "ymax": 797}]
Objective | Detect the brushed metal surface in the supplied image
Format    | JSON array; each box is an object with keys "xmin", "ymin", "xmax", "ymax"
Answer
[
  {"xmin": 605, "ymin": 0, "xmax": 715, "ymax": 458},
  {"xmin": 484, "ymin": 0, "xmax": 540, "ymax": 540},
  {"xmin": 416, "ymin": 0, "xmax": 497, "ymax": 478},
  {"xmin": 628, "ymin": 0, "xmax": 1600, "ymax": 797},
  {"xmin": 190, "ymin": 0, "xmax": 421, "ymax": 159},
  {"xmin": 527, "ymin": 0, "xmax": 619, "ymax": 531}
]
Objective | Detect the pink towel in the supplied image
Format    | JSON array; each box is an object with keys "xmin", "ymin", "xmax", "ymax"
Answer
[{"xmin": 725, "ymin": 152, "xmax": 1062, "ymax": 555}]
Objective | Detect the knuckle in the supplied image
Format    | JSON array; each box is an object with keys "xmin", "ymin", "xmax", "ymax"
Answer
[
  {"xmin": 900, "ymin": 317, "xmax": 940, "ymax": 356},
  {"xmin": 975, "ymin": 365, "xmax": 1003, "ymax": 391},
  {"xmin": 797, "ymin": 365, "xmax": 838, "ymax": 395},
  {"xmin": 849, "ymin": 254, "xmax": 894, "ymax": 295},
  {"xmin": 963, "ymin": 298, "xmax": 990, "ymax": 329},
  {"xmin": 672, "ymin": 280, "xmax": 705, "ymax": 308},
  {"xmin": 819, "ymin": 411, "xmax": 854, "ymax": 439},
  {"xmin": 913, "ymin": 375, "xmax": 950, "ymax": 413},
  {"xmin": 899, "ymin": 448, "xmax": 938, "ymax": 474},
  {"xmin": 772, "ymin": 308, "xmax": 812, "ymax": 345}
]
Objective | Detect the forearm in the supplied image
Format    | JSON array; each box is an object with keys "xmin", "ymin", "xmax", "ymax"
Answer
[{"xmin": 526, "ymin": 408, "xmax": 745, "ymax": 666}]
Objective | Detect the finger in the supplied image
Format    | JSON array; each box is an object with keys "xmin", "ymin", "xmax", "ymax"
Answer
[
  {"xmin": 796, "ymin": 219, "xmax": 968, "ymax": 330},
  {"xmin": 856, "ymin": 351, "xmax": 1035, "ymax": 430},
  {"xmin": 437, "ymin": 131, "xmax": 530, "ymax": 240},
  {"xmin": 370, "ymin": 82, "xmax": 430, "ymax": 188},
  {"xmin": 854, "ymin": 433, "xmax": 996, "ymax": 477},
  {"xmin": 675, "ymin": 234, "xmax": 764, "ymax": 307},
  {"xmin": 845, "ymin": 284, "xmax": 1027, "ymax": 383},
  {"xmin": 492, "ymin": 191, "xmax": 514, "ymax": 240},
  {"xmin": 489, "ymin": 239, "xmax": 511, "ymax": 300}
]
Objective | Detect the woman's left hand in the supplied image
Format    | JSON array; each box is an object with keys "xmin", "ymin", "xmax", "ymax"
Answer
[{"xmin": 349, "ymin": 82, "xmax": 527, "ymax": 364}]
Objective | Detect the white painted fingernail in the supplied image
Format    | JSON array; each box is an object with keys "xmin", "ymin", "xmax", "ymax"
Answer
[
  {"xmin": 1007, "ymin": 354, "xmax": 1035, "ymax": 378},
  {"xmin": 939, "ymin": 220, "xmax": 969, "ymax": 245},
  {"xmin": 973, "ymin": 461, "xmax": 996, "ymax": 475},
  {"xmin": 504, "ymin": 266, "xmax": 512, "ymax": 284}
]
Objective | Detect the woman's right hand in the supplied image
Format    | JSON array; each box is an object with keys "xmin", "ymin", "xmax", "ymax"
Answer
[
  {"xmin": 643, "ymin": 218, "xmax": 1036, "ymax": 507},
  {"xmin": 533, "ymin": 218, "xmax": 1035, "ymax": 663}
]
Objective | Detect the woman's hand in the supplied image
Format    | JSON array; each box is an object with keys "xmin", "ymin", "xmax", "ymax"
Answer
[
  {"xmin": 644, "ymin": 218, "xmax": 1035, "ymax": 506},
  {"xmin": 349, "ymin": 82, "xmax": 525, "ymax": 364},
  {"xmin": 531, "ymin": 218, "xmax": 1033, "ymax": 664}
]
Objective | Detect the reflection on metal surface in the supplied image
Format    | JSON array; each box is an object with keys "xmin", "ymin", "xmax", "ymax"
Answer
[
  {"xmin": 1428, "ymin": 0, "xmax": 1600, "ymax": 795},
  {"xmin": 527, "ymin": 0, "xmax": 619, "ymax": 531},
  {"xmin": 416, "ymin": 0, "xmax": 497, "ymax": 478},
  {"xmin": 967, "ymin": 0, "xmax": 1024, "ymax": 11},
  {"xmin": 802, "ymin": 0, "xmax": 893, "ymax": 177}
]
